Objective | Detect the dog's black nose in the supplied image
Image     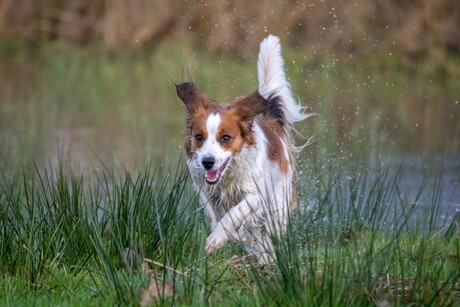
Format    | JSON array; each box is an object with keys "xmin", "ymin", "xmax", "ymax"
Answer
[{"xmin": 202, "ymin": 156, "xmax": 215, "ymax": 170}]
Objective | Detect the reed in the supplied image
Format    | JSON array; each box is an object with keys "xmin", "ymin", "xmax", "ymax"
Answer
[{"xmin": 0, "ymin": 157, "xmax": 458, "ymax": 305}]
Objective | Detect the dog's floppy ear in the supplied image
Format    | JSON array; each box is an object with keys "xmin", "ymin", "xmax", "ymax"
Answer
[
  {"xmin": 230, "ymin": 91, "xmax": 268, "ymax": 144},
  {"xmin": 176, "ymin": 82, "xmax": 208, "ymax": 114},
  {"xmin": 231, "ymin": 90, "xmax": 267, "ymax": 122}
]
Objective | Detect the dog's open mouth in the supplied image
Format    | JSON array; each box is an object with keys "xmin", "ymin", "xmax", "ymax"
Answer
[{"xmin": 205, "ymin": 158, "xmax": 230, "ymax": 184}]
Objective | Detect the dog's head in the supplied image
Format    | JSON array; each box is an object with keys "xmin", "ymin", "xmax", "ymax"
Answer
[{"xmin": 176, "ymin": 82, "xmax": 267, "ymax": 185}]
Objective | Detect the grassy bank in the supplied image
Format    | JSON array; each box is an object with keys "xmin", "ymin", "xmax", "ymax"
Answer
[{"xmin": 0, "ymin": 158, "xmax": 459, "ymax": 306}]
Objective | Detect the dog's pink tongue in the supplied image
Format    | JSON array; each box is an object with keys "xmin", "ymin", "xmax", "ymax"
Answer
[{"xmin": 205, "ymin": 169, "xmax": 219, "ymax": 182}]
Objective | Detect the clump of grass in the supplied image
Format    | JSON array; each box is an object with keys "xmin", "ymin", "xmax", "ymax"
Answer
[
  {"xmin": 88, "ymin": 160, "xmax": 206, "ymax": 304},
  {"xmin": 0, "ymin": 157, "xmax": 458, "ymax": 305},
  {"xmin": 248, "ymin": 159, "xmax": 460, "ymax": 305},
  {"xmin": 0, "ymin": 159, "xmax": 205, "ymax": 304}
]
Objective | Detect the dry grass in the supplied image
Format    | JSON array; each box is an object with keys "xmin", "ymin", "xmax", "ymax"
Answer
[{"xmin": 1, "ymin": 0, "xmax": 459, "ymax": 62}]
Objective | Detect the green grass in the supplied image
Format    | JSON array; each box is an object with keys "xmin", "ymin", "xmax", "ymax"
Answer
[{"xmin": 0, "ymin": 158, "xmax": 458, "ymax": 306}]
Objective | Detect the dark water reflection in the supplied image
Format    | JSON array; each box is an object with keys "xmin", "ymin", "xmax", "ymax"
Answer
[
  {"xmin": 396, "ymin": 155, "xmax": 460, "ymax": 231},
  {"xmin": 300, "ymin": 153, "xmax": 460, "ymax": 233}
]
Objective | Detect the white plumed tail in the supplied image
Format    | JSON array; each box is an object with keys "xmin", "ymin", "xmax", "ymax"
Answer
[{"xmin": 257, "ymin": 35, "xmax": 312, "ymax": 126}]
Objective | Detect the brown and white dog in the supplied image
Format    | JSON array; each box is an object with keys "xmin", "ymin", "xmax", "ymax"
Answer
[{"xmin": 176, "ymin": 35, "xmax": 310, "ymax": 262}]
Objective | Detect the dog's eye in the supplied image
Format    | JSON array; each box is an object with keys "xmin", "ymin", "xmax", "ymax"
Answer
[
  {"xmin": 221, "ymin": 135, "xmax": 232, "ymax": 143},
  {"xmin": 195, "ymin": 134, "xmax": 204, "ymax": 142}
]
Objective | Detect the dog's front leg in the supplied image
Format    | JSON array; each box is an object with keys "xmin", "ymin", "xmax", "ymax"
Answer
[
  {"xmin": 205, "ymin": 194, "xmax": 259, "ymax": 255},
  {"xmin": 200, "ymin": 191, "xmax": 217, "ymax": 230}
]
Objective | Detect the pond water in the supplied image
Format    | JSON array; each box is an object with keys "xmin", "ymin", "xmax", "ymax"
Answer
[
  {"xmin": 0, "ymin": 47, "xmax": 459, "ymax": 233},
  {"xmin": 394, "ymin": 155, "xmax": 459, "ymax": 231}
]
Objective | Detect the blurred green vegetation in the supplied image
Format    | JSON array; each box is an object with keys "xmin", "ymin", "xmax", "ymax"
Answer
[{"xmin": 0, "ymin": 38, "xmax": 459, "ymax": 173}]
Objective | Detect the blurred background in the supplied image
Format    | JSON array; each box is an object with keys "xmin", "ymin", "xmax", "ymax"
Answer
[{"xmin": 0, "ymin": 0, "xmax": 459, "ymax": 174}]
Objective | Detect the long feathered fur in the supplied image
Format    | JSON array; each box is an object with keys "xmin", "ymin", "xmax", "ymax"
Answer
[{"xmin": 257, "ymin": 35, "xmax": 313, "ymax": 153}]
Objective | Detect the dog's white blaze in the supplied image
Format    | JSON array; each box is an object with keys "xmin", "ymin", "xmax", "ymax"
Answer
[
  {"xmin": 206, "ymin": 113, "xmax": 221, "ymax": 141},
  {"xmin": 195, "ymin": 113, "xmax": 231, "ymax": 171},
  {"xmin": 198, "ymin": 113, "xmax": 221, "ymax": 157}
]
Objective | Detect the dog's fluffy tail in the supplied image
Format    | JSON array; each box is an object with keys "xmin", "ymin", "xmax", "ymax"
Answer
[{"xmin": 257, "ymin": 35, "xmax": 311, "ymax": 128}]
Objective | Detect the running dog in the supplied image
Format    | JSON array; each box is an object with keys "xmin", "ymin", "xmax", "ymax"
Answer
[{"xmin": 176, "ymin": 35, "xmax": 310, "ymax": 262}]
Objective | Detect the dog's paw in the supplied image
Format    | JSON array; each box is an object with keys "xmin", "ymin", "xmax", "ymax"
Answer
[{"xmin": 205, "ymin": 227, "xmax": 229, "ymax": 255}]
